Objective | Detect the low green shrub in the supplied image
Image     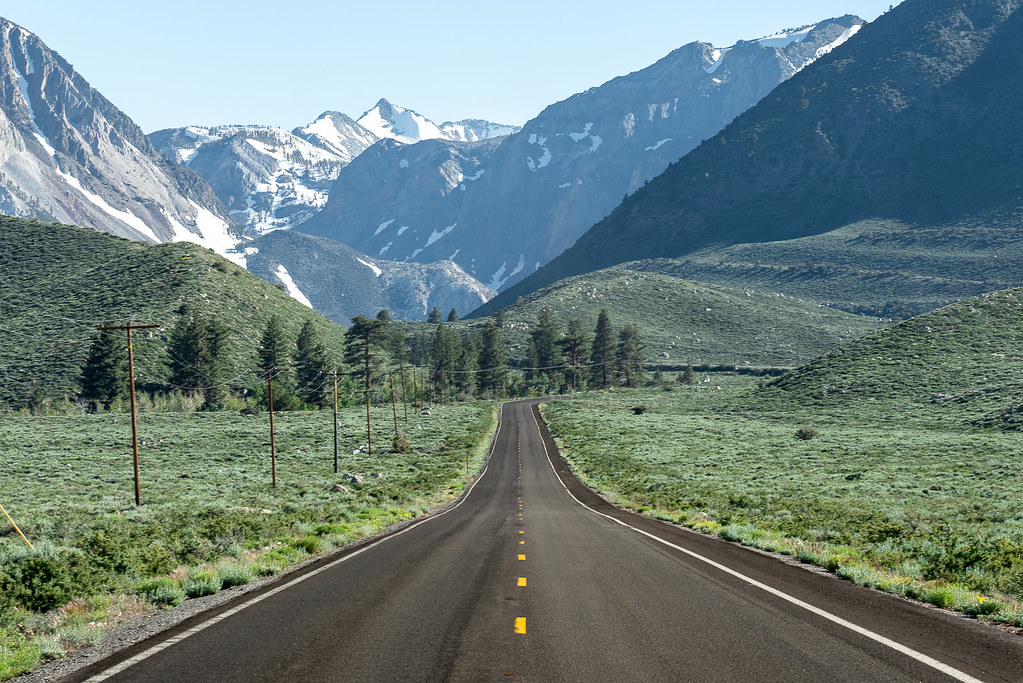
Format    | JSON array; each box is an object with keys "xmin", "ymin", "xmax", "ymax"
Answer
[
  {"xmin": 182, "ymin": 571, "xmax": 222, "ymax": 598},
  {"xmin": 290, "ymin": 536, "xmax": 322, "ymax": 555},
  {"xmin": 217, "ymin": 563, "xmax": 254, "ymax": 588},
  {"xmin": 0, "ymin": 629, "xmax": 41, "ymax": 680},
  {"xmin": 135, "ymin": 577, "xmax": 185, "ymax": 608}
]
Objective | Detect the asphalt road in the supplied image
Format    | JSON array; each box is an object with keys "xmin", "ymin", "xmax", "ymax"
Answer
[{"xmin": 68, "ymin": 400, "xmax": 1023, "ymax": 682}]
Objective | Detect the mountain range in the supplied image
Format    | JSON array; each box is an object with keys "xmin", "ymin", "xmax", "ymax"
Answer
[
  {"xmin": 300, "ymin": 16, "xmax": 865, "ymax": 291},
  {"xmin": 481, "ymin": 0, "xmax": 1023, "ymax": 314},
  {"xmin": 150, "ymin": 100, "xmax": 520, "ymax": 236},
  {"xmin": 0, "ymin": 18, "xmax": 236, "ymax": 255}
]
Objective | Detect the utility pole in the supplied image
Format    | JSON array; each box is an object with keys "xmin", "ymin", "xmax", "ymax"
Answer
[
  {"xmin": 98, "ymin": 322, "xmax": 159, "ymax": 506},
  {"xmin": 412, "ymin": 367, "xmax": 419, "ymax": 411},
  {"xmin": 331, "ymin": 371, "xmax": 339, "ymax": 474},
  {"xmin": 256, "ymin": 367, "xmax": 285, "ymax": 488},
  {"xmin": 399, "ymin": 363, "xmax": 408, "ymax": 423},
  {"xmin": 389, "ymin": 371, "xmax": 398, "ymax": 435}
]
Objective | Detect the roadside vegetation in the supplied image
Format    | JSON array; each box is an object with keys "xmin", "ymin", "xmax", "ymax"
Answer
[
  {"xmin": 541, "ymin": 290, "xmax": 1023, "ymax": 629},
  {"xmin": 0, "ymin": 402, "xmax": 496, "ymax": 678},
  {"xmin": 542, "ymin": 382, "xmax": 1023, "ymax": 628}
]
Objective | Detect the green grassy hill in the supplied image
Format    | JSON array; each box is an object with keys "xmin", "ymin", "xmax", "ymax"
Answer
[
  {"xmin": 0, "ymin": 216, "xmax": 347, "ymax": 408},
  {"xmin": 631, "ymin": 217, "xmax": 1023, "ymax": 320},
  {"xmin": 447, "ymin": 267, "xmax": 886, "ymax": 367},
  {"xmin": 763, "ymin": 287, "xmax": 1023, "ymax": 427}
]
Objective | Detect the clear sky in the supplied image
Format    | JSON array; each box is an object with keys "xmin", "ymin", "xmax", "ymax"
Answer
[{"xmin": 4, "ymin": 1, "xmax": 902, "ymax": 133}]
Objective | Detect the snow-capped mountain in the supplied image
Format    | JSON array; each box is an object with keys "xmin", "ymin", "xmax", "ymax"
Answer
[
  {"xmin": 0, "ymin": 18, "xmax": 236, "ymax": 255},
  {"xmin": 300, "ymin": 16, "xmax": 865, "ymax": 292},
  {"xmin": 357, "ymin": 98, "xmax": 520, "ymax": 144},
  {"xmin": 150, "ymin": 113, "xmax": 379, "ymax": 235},
  {"xmin": 482, "ymin": 0, "xmax": 1023, "ymax": 314},
  {"xmin": 245, "ymin": 230, "xmax": 495, "ymax": 323}
]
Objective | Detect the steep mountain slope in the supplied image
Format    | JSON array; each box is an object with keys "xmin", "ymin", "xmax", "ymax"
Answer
[
  {"xmin": 0, "ymin": 18, "xmax": 235, "ymax": 253},
  {"xmin": 482, "ymin": 267, "xmax": 886, "ymax": 366},
  {"xmin": 151, "ymin": 115, "xmax": 378, "ymax": 234},
  {"xmin": 0, "ymin": 215, "xmax": 346, "ymax": 409},
  {"xmin": 482, "ymin": 0, "xmax": 1023, "ymax": 312},
  {"xmin": 357, "ymin": 98, "xmax": 520, "ymax": 144},
  {"xmin": 245, "ymin": 230, "xmax": 495, "ymax": 324},
  {"xmin": 303, "ymin": 17, "xmax": 864, "ymax": 291}
]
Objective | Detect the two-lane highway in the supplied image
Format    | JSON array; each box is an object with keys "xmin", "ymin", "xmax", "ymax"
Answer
[{"xmin": 68, "ymin": 400, "xmax": 1023, "ymax": 682}]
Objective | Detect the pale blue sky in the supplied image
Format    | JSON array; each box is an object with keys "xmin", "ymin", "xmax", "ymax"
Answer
[{"xmin": 4, "ymin": 1, "xmax": 902, "ymax": 133}]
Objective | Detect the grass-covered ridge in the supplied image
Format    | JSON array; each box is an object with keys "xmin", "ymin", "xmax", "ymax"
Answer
[
  {"xmin": 488, "ymin": 268, "xmax": 886, "ymax": 366},
  {"xmin": 632, "ymin": 217, "xmax": 1023, "ymax": 320},
  {"xmin": 763, "ymin": 287, "xmax": 1023, "ymax": 427},
  {"xmin": 0, "ymin": 401, "xmax": 496, "ymax": 678},
  {"xmin": 0, "ymin": 215, "xmax": 347, "ymax": 408}
]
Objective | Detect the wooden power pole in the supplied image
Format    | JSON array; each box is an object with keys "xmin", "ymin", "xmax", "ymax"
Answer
[{"xmin": 98, "ymin": 322, "xmax": 159, "ymax": 506}]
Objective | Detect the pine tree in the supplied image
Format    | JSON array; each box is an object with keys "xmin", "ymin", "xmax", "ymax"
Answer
[
  {"xmin": 168, "ymin": 306, "xmax": 231, "ymax": 410},
  {"xmin": 294, "ymin": 320, "xmax": 333, "ymax": 407},
  {"xmin": 616, "ymin": 324, "xmax": 643, "ymax": 388},
  {"xmin": 79, "ymin": 324, "xmax": 127, "ymax": 411},
  {"xmin": 201, "ymin": 317, "xmax": 230, "ymax": 410},
  {"xmin": 494, "ymin": 309, "xmax": 507, "ymax": 328},
  {"xmin": 590, "ymin": 309, "xmax": 615, "ymax": 388},
  {"xmin": 258, "ymin": 315, "xmax": 295, "ymax": 409},
  {"xmin": 525, "ymin": 337, "xmax": 540, "ymax": 383},
  {"xmin": 428, "ymin": 306, "xmax": 443, "ymax": 324},
  {"xmin": 431, "ymin": 323, "xmax": 461, "ymax": 402},
  {"xmin": 447, "ymin": 308, "xmax": 459, "ymax": 322},
  {"xmin": 456, "ymin": 332, "xmax": 478, "ymax": 398},
  {"xmin": 530, "ymin": 307, "xmax": 561, "ymax": 390},
  {"xmin": 344, "ymin": 315, "xmax": 386, "ymax": 398},
  {"xmin": 259, "ymin": 315, "xmax": 290, "ymax": 373},
  {"xmin": 559, "ymin": 318, "xmax": 590, "ymax": 392},
  {"xmin": 478, "ymin": 322, "xmax": 508, "ymax": 397}
]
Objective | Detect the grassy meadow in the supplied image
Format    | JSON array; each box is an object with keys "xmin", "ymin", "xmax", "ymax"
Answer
[
  {"xmin": 0, "ymin": 401, "xmax": 496, "ymax": 678},
  {"xmin": 541, "ymin": 379, "xmax": 1023, "ymax": 628}
]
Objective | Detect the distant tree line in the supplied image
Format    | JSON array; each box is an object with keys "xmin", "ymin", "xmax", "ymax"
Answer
[{"xmin": 68, "ymin": 305, "xmax": 650, "ymax": 415}]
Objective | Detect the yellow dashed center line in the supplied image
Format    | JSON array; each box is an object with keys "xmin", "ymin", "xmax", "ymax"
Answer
[
  {"xmin": 514, "ymin": 617, "xmax": 527, "ymax": 634},
  {"xmin": 518, "ymin": 577, "xmax": 527, "ymax": 587},
  {"xmin": 518, "ymin": 554, "xmax": 526, "ymax": 561}
]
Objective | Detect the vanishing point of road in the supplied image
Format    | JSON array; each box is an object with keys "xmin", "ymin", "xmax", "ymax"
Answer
[{"xmin": 67, "ymin": 400, "xmax": 1023, "ymax": 682}]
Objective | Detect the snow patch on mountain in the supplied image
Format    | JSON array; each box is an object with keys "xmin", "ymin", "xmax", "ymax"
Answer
[
  {"xmin": 426, "ymin": 223, "xmax": 457, "ymax": 248},
  {"xmin": 356, "ymin": 257, "xmax": 383, "ymax": 277},
  {"xmin": 815, "ymin": 24, "xmax": 862, "ymax": 59},
  {"xmin": 374, "ymin": 219, "xmax": 396, "ymax": 237},
  {"xmin": 274, "ymin": 264, "xmax": 313, "ymax": 307}
]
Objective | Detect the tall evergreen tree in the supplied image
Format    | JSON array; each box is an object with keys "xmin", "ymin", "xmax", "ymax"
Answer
[
  {"xmin": 258, "ymin": 315, "xmax": 295, "ymax": 409},
  {"xmin": 530, "ymin": 307, "xmax": 561, "ymax": 390},
  {"xmin": 590, "ymin": 308, "xmax": 615, "ymax": 389},
  {"xmin": 201, "ymin": 316, "xmax": 230, "ymax": 410},
  {"xmin": 559, "ymin": 319, "xmax": 590, "ymax": 392},
  {"xmin": 168, "ymin": 306, "xmax": 231, "ymax": 410},
  {"xmin": 616, "ymin": 324, "xmax": 644, "ymax": 388},
  {"xmin": 447, "ymin": 308, "xmax": 459, "ymax": 322},
  {"xmin": 258, "ymin": 315, "xmax": 290, "ymax": 373},
  {"xmin": 427, "ymin": 306, "xmax": 443, "ymax": 324},
  {"xmin": 79, "ymin": 324, "xmax": 128, "ymax": 411},
  {"xmin": 494, "ymin": 309, "xmax": 507, "ymax": 328},
  {"xmin": 344, "ymin": 315, "xmax": 386, "ymax": 398},
  {"xmin": 294, "ymin": 320, "xmax": 333, "ymax": 407},
  {"xmin": 456, "ymin": 332, "xmax": 478, "ymax": 398},
  {"xmin": 431, "ymin": 323, "xmax": 461, "ymax": 402},
  {"xmin": 525, "ymin": 337, "xmax": 540, "ymax": 383},
  {"xmin": 478, "ymin": 322, "xmax": 508, "ymax": 398}
]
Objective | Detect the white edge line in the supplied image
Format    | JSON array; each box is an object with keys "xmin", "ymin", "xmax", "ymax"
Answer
[
  {"xmin": 529, "ymin": 408, "xmax": 985, "ymax": 683},
  {"xmin": 85, "ymin": 404, "xmax": 510, "ymax": 682}
]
